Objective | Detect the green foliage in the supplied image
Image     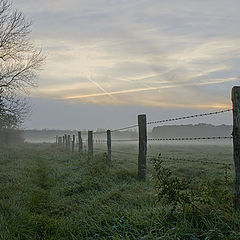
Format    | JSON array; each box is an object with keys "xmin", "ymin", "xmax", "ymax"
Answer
[
  {"xmin": 153, "ymin": 157, "xmax": 192, "ymax": 207},
  {"xmin": 153, "ymin": 157, "xmax": 233, "ymax": 208}
]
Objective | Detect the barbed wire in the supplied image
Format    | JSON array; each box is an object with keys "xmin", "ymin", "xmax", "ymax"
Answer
[
  {"xmin": 148, "ymin": 136, "xmax": 233, "ymax": 141},
  {"xmin": 94, "ymin": 140, "xmax": 106, "ymax": 143},
  {"xmin": 111, "ymin": 124, "xmax": 139, "ymax": 132},
  {"xmin": 83, "ymin": 146, "xmax": 233, "ymax": 167},
  {"xmin": 112, "ymin": 139, "xmax": 138, "ymax": 142},
  {"xmin": 91, "ymin": 148, "xmax": 139, "ymax": 156},
  {"xmin": 148, "ymin": 155, "xmax": 233, "ymax": 167},
  {"xmin": 95, "ymin": 136, "xmax": 232, "ymax": 143},
  {"xmin": 95, "ymin": 139, "xmax": 138, "ymax": 143},
  {"xmin": 91, "ymin": 109, "xmax": 232, "ymax": 135},
  {"xmin": 147, "ymin": 109, "xmax": 232, "ymax": 126}
]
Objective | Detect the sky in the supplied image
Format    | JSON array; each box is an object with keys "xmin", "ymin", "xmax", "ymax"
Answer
[{"xmin": 12, "ymin": 0, "xmax": 240, "ymax": 130}]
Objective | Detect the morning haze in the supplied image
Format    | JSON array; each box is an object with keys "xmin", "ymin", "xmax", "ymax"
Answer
[{"xmin": 1, "ymin": 1, "xmax": 240, "ymax": 239}]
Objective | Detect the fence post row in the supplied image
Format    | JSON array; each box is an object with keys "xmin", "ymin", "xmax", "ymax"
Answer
[
  {"xmin": 78, "ymin": 131, "xmax": 83, "ymax": 153},
  {"xmin": 107, "ymin": 130, "xmax": 111, "ymax": 162},
  {"xmin": 138, "ymin": 114, "xmax": 147, "ymax": 181},
  {"xmin": 88, "ymin": 131, "xmax": 93, "ymax": 160},
  {"xmin": 56, "ymin": 89, "xmax": 240, "ymax": 202},
  {"xmin": 232, "ymin": 86, "xmax": 240, "ymax": 209}
]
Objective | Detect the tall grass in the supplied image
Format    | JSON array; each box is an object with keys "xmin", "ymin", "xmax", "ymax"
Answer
[{"xmin": 0, "ymin": 143, "xmax": 239, "ymax": 239}]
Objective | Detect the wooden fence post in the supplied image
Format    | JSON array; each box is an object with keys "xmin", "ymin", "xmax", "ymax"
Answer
[
  {"xmin": 88, "ymin": 131, "xmax": 93, "ymax": 160},
  {"xmin": 107, "ymin": 130, "xmax": 111, "ymax": 162},
  {"xmin": 232, "ymin": 86, "xmax": 240, "ymax": 209},
  {"xmin": 67, "ymin": 135, "xmax": 71, "ymax": 151},
  {"xmin": 56, "ymin": 136, "xmax": 58, "ymax": 145},
  {"xmin": 62, "ymin": 135, "xmax": 65, "ymax": 148},
  {"xmin": 72, "ymin": 135, "xmax": 75, "ymax": 153},
  {"xmin": 78, "ymin": 131, "xmax": 83, "ymax": 153},
  {"xmin": 58, "ymin": 137, "xmax": 62, "ymax": 147},
  {"xmin": 65, "ymin": 134, "xmax": 67, "ymax": 149},
  {"xmin": 138, "ymin": 114, "xmax": 147, "ymax": 181}
]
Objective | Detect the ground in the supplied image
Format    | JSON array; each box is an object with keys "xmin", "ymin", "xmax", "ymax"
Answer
[{"xmin": 0, "ymin": 142, "xmax": 239, "ymax": 240}]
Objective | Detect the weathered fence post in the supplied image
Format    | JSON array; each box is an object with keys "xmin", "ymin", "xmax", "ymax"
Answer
[
  {"xmin": 138, "ymin": 114, "xmax": 147, "ymax": 181},
  {"xmin": 65, "ymin": 134, "xmax": 67, "ymax": 149},
  {"xmin": 62, "ymin": 135, "xmax": 65, "ymax": 148},
  {"xmin": 72, "ymin": 135, "xmax": 75, "ymax": 153},
  {"xmin": 58, "ymin": 136, "xmax": 62, "ymax": 147},
  {"xmin": 78, "ymin": 131, "xmax": 83, "ymax": 153},
  {"xmin": 88, "ymin": 131, "xmax": 93, "ymax": 160},
  {"xmin": 56, "ymin": 136, "xmax": 58, "ymax": 145},
  {"xmin": 107, "ymin": 130, "xmax": 111, "ymax": 162},
  {"xmin": 232, "ymin": 86, "xmax": 240, "ymax": 209},
  {"xmin": 67, "ymin": 135, "xmax": 71, "ymax": 151}
]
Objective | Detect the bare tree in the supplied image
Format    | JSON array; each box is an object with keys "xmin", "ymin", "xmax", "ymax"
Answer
[{"xmin": 0, "ymin": 0, "xmax": 45, "ymax": 128}]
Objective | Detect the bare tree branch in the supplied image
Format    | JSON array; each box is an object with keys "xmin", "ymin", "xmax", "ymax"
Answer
[{"xmin": 0, "ymin": 0, "xmax": 45, "ymax": 128}]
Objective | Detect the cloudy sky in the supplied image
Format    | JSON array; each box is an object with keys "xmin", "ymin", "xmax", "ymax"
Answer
[{"xmin": 12, "ymin": 0, "xmax": 239, "ymax": 129}]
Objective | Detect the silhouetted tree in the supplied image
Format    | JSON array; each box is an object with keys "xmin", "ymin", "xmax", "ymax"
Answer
[{"xmin": 0, "ymin": 0, "xmax": 44, "ymax": 128}]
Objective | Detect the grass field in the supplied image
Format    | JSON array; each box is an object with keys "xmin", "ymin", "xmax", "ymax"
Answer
[{"xmin": 0, "ymin": 142, "xmax": 240, "ymax": 240}]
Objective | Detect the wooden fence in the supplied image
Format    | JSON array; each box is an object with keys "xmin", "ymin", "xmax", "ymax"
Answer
[{"xmin": 55, "ymin": 86, "xmax": 240, "ymax": 209}]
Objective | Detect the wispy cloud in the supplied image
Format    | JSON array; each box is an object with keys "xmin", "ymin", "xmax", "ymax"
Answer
[{"xmin": 14, "ymin": 0, "xmax": 240, "ymax": 110}]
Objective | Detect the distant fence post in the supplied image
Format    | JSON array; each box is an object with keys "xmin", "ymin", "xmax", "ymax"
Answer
[
  {"xmin": 232, "ymin": 86, "xmax": 240, "ymax": 209},
  {"xmin": 72, "ymin": 135, "xmax": 75, "ymax": 153},
  {"xmin": 138, "ymin": 114, "xmax": 147, "ymax": 181},
  {"xmin": 107, "ymin": 130, "xmax": 111, "ymax": 162},
  {"xmin": 65, "ymin": 134, "xmax": 67, "ymax": 149},
  {"xmin": 78, "ymin": 131, "xmax": 83, "ymax": 153},
  {"xmin": 88, "ymin": 131, "xmax": 93, "ymax": 160},
  {"xmin": 58, "ymin": 136, "xmax": 62, "ymax": 147},
  {"xmin": 56, "ymin": 136, "xmax": 58, "ymax": 145},
  {"xmin": 67, "ymin": 135, "xmax": 71, "ymax": 151},
  {"xmin": 62, "ymin": 135, "xmax": 65, "ymax": 148}
]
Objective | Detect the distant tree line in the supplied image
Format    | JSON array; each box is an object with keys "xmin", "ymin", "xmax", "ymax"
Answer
[{"xmin": 152, "ymin": 123, "xmax": 232, "ymax": 138}]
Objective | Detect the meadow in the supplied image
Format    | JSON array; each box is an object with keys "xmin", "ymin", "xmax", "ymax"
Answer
[{"xmin": 0, "ymin": 142, "xmax": 239, "ymax": 240}]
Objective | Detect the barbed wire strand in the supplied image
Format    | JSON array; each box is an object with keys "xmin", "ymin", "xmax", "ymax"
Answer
[
  {"xmin": 147, "ymin": 109, "xmax": 232, "ymax": 125},
  {"xmin": 148, "ymin": 155, "xmax": 233, "ymax": 167},
  {"xmin": 95, "ymin": 139, "xmax": 138, "ymax": 143},
  {"xmin": 148, "ymin": 136, "xmax": 233, "ymax": 141},
  {"xmin": 89, "ymin": 109, "xmax": 232, "ymax": 135},
  {"xmin": 91, "ymin": 136, "xmax": 232, "ymax": 143}
]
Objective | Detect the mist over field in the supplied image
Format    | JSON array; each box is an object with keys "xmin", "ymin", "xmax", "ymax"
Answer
[
  {"xmin": 23, "ymin": 123, "xmax": 233, "ymax": 143},
  {"xmin": 1, "ymin": 0, "xmax": 240, "ymax": 239}
]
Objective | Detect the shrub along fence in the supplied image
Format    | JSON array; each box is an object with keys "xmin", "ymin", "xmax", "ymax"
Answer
[{"xmin": 56, "ymin": 86, "xmax": 240, "ymax": 210}]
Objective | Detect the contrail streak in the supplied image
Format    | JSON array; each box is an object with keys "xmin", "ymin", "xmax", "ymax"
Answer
[
  {"xmin": 86, "ymin": 72, "xmax": 117, "ymax": 101},
  {"xmin": 63, "ymin": 77, "xmax": 237, "ymax": 100}
]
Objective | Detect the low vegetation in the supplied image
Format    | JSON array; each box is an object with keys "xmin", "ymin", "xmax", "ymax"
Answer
[{"xmin": 0, "ymin": 143, "xmax": 239, "ymax": 239}]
